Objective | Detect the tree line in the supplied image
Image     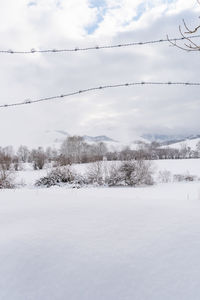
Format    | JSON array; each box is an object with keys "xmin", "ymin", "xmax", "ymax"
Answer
[{"xmin": 0, "ymin": 136, "xmax": 200, "ymax": 172}]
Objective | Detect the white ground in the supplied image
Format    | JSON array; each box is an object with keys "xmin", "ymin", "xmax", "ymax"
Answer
[
  {"xmin": 153, "ymin": 158, "xmax": 200, "ymax": 177},
  {"xmin": 1, "ymin": 159, "xmax": 200, "ymax": 299},
  {"xmin": 15, "ymin": 158, "xmax": 200, "ymax": 187}
]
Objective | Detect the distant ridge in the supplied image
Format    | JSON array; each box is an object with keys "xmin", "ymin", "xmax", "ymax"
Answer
[
  {"xmin": 142, "ymin": 133, "xmax": 200, "ymax": 146},
  {"xmin": 83, "ymin": 135, "xmax": 118, "ymax": 143},
  {"xmin": 55, "ymin": 130, "xmax": 69, "ymax": 136}
]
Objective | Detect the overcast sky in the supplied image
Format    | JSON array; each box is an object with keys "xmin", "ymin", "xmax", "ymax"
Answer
[{"xmin": 0, "ymin": 0, "xmax": 199, "ymax": 146}]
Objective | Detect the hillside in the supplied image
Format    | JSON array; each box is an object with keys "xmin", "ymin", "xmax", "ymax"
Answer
[{"xmin": 161, "ymin": 137, "xmax": 200, "ymax": 151}]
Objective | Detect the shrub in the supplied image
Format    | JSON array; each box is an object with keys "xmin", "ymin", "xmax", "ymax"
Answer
[
  {"xmin": 85, "ymin": 160, "xmax": 154, "ymax": 187},
  {"xmin": 86, "ymin": 161, "xmax": 123, "ymax": 186},
  {"xmin": 118, "ymin": 160, "xmax": 154, "ymax": 186},
  {"xmin": 36, "ymin": 160, "xmax": 155, "ymax": 188},
  {"xmin": 105, "ymin": 163, "xmax": 124, "ymax": 187},
  {"xmin": 35, "ymin": 166, "xmax": 85, "ymax": 188},
  {"xmin": 157, "ymin": 170, "xmax": 172, "ymax": 183},
  {"xmin": 86, "ymin": 161, "xmax": 104, "ymax": 186},
  {"xmin": 173, "ymin": 173, "xmax": 197, "ymax": 182},
  {"xmin": 31, "ymin": 147, "xmax": 46, "ymax": 170},
  {"xmin": 0, "ymin": 168, "xmax": 15, "ymax": 189}
]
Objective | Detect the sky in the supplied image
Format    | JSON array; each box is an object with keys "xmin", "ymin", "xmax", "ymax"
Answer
[{"xmin": 0, "ymin": 0, "xmax": 199, "ymax": 146}]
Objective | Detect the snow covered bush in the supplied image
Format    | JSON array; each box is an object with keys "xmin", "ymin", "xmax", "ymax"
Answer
[
  {"xmin": 173, "ymin": 173, "xmax": 197, "ymax": 182},
  {"xmin": 86, "ymin": 161, "xmax": 105, "ymax": 186},
  {"xmin": 86, "ymin": 160, "xmax": 154, "ymax": 187},
  {"xmin": 157, "ymin": 170, "xmax": 172, "ymax": 183},
  {"xmin": 86, "ymin": 161, "xmax": 122, "ymax": 186},
  {"xmin": 36, "ymin": 160, "xmax": 155, "ymax": 188},
  {"xmin": 105, "ymin": 163, "xmax": 123, "ymax": 187},
  {"xmin": 0, "ymin": 168, "xmax": 15, "ymax": 189},
  {"xmin": 35, "ymin": 166, "xmax": 85, "ymax": 188},
  {"xmin": 118, "ymin": 160, "xmax": 154, "ymax": 186}
]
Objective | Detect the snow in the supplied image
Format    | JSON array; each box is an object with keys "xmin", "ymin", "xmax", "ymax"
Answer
[
  {"xmin": 104, "ymin": 137, "xmax": 150, "ymax": 152},
  {"xmin": 1, "ymin": 183, "xmax": 200, "ymax": 299},
  {"xmin": 2, "ymin": 131, "xmax": 151, "ymax": 153},
  {"xmin": 16, "ymin": 169, "xmax": 47, "ymax": 186},
  {"xmin": 162, "ymin": 137, "xmax": 200, "ymax": 151},
  {"xmin": 1, "ymin": 159, "xmax": 200, "ymax": 299},
  {"xmin": 13, "ymin": 159, "xmax": 200, "ymax": 187},
  {"xmin": 154, "ymin": 158, "xmax": 200, "ymax": 177},
  {"xmin": 74, "ymin": 159, "xmax": 200, "ymax": 181}
]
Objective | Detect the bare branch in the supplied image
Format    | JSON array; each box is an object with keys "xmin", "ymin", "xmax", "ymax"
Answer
[
  {"xmin": 168, "ymin": 0, "xmax": 200, "ymax": 52},
  {"xmin": 167, "ymin": 35, "xmax": 192, "ymax": 52},
  {"xmin": 183, "ymin": 19, "xmax": 200, "ymax": 34}
]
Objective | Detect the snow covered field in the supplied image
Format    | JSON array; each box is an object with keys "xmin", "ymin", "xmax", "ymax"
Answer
[
  {"xmin": 14, "ymin": 158, "xmax": 200, "ymax": 187},
  {"xmin": 1, "ymin": 159, "xmax": 200, "ymax": 299},
  {"xmin": 154, "ymin": 158, "xmax": 200, "ymax": 178}
]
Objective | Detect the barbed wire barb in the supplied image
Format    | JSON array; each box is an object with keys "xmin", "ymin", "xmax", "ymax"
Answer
[{"xmin": 0, "ymin": 81, "xmax": 199, "ymax": 109}]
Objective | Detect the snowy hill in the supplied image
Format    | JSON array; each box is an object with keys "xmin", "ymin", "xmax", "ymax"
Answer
[
  {"xmin": 142, "ymin": 133, "xmax": 187, "ymax": 144},
  {"xmin": 14, "ymin": 131, "xmax": 117, "ymax": 149},
  {"xmin": 4, "ymin": 129, "xmax": 200, "ymax": 152},
  {"xmin": 83, "ymin": 135, "xmax": 117, "ymax": 143},
  {"xmin": 161, "ymin": 137, "xmax": 200, "ymax": 151},
  {"xmin": 142, "ymin": 133, "xmax": 200, "ymax": 146},
  {"xmin": 129, "ymin": 138, "xmax": 150, "ymax": 150},
  {"xmin": 38, "ymin": 131, "xmax": 150, "ymax": 152}
]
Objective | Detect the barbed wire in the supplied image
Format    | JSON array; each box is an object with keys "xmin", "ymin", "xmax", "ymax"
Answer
[
  {"xmin": 1, "ymin": 35, "xmax": 200, "ymax": 54},
  {"xmin": 0, "ymin": 81, "xmax": 199, "ymax": 108}
]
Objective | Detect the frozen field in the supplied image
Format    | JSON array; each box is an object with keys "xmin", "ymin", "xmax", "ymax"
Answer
[
  {"xmin": 1, "ymin": 181, "xmax": 200, "ymax": 299},
  {"xmin": 14, "ymin": 158, "xmax": 200, "ymax": 187},
  {"xmin": 154, "ymin": 158, "xmax": 200, "ymax": 177}
]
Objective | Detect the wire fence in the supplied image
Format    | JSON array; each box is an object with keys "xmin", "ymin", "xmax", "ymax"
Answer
[
  {"xmin": 0, "ymin": 81, "xmax": 199, "ymax": 108},
  {"xmin": 1, "ymin": 35, "xmax": 200, "ymax": 54}
]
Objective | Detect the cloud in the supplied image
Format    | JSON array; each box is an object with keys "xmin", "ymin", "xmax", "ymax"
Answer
[
  {"xmin": 0, "ymin": 0, "xmax": 199, "ymax": 146},
  {"xmin": 86, "ymin": 0, "xmax": 107, "ymax": 34}
]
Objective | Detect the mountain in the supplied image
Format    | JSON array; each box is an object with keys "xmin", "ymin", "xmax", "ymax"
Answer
[
  {"xmin": 142, "ymin": 133, "xmax": 200, "ymax": 146},
  {"xmin": 55, "ymin": 130, "xmax": 69, "ymax": 137},
  {"xmin": 37, "ymin": 131, "xmax": 119, "ymax": 149},
  {"xmin": 83, "ymin": 135, "xmax": 117, "ymax": 143},
  {"xmin": 130, "ymin": 137, "xmax": 150, "ymax": 146},
  {"xmin": 161, "ymin": 137, "xmax": 200, "ymax": 151},
  {"xmin": 142, "ymin": 134, "xmax": 187, "ymax": 144},
  {"xmin": 7, "ymin": 129, "xmax": 200, "ymax": 152}
]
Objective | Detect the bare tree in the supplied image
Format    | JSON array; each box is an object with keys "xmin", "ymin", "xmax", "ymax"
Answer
[
  {"xmin": 178, "ymin": 143, "xmax": 193, "ymax": 159},
  {"xmin": 167, "ymin": 1, "xmax": 200, "ymax": 52},
  {"xmin": 17, "ymin": 145, "xmax": 30, "ymax": 163},
  {"xmin": 31, "ymin": 147, "xmax": 46, "ymax": 170},
  {"xmin": 12, "ymin": 156, "xmax": 20, "ymax": 171},
  {"xmin": 0, "ymin": 147, "xmax": 13, "ymax": 170},
  {"xmin": 92, "ymin": 142, "xmax": 108, "ymax": 161},
  {"xmin": 196, "ymin": 140, "xmax": 200, "ymax": 157},
  {"xmin": 60, "ymin": 136, "xmax": 108, "ymax": 164},
  {"xmin": 60, "ymin": 136, "xmax": 84, "ymax": 164}
]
